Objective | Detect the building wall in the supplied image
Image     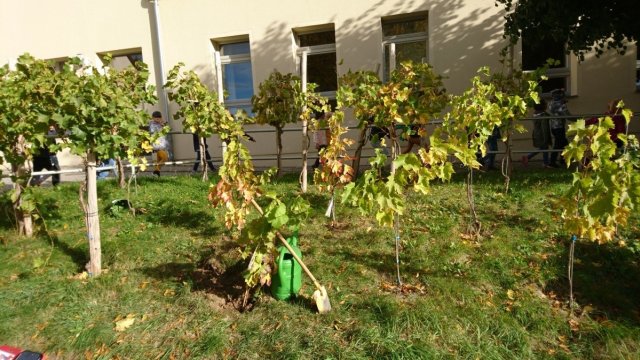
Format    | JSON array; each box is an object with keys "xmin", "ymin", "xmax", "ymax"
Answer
[{"xmin": 1, "ymin": 0, "xmax": 638, "ymax": 170}]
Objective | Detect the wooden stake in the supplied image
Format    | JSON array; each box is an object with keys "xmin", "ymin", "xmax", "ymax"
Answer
[{"xmin": 85, "ymin": 152, "xmax": 102, "ymax": 276}]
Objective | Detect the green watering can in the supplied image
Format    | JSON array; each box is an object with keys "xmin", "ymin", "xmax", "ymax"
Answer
[{"xmin": 271, "ymin": 230, "xmax": 303, "ymax": 301}]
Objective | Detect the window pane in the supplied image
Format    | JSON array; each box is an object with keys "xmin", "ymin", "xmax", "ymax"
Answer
[
  {"xmin": 127, "ymin": 53, "xmax": 143, "ymax": 64},
  {"xmin": 522, "ymin": 34, "xmax": 566, "ymax": 70},
  {"xmin": 396, "ymin": 41, "xmax": 427, "ymax": 64},
  {"xmin": 227, "ymin": 104, "xmax": 253, "ymax": 117},
  {"xmin": 223, "ymin": 61, "xmax": 254, "ymax": 100},
  {"xmin": 382, "ymin": 17, "xmax": 427, "ymax": 37},
  {"xmin": 299, "ymin": 31, "xmax": 335, "ymax": 47},
  {"xmin": 383, "ymin": 42, "xmax": 427, "ymax": 80},
  {"xmin": 307, "ymin": 52, "xmax": 337, "ymax": 92},
  {"xmin": 108, "ymin": 53, "xmax": 143, "ymax": 70},
  {"xmin": 221, "ymin": 42, "xmax": 250, "ymax": 56}
]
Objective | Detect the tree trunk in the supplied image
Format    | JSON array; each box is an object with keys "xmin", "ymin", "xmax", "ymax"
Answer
[
  {"xmin": 351, "ymin": 126, "xmax": 369, "ymax": 180},
  {"xmin": 11, "ymin": 135, "xmax": 33, "ymax": 237},
  {"xmin": 466, "ymin": 169, "xmax": 481, "ymax": 235},
  {"xmin": 200, "ymin": 136, "xmax": 208, "ymax": 181},
  {"xmin": 85, "ymin": 153, "xmax": 102, "ymax": 276},
  {"xmin": 503, "ymin": 127, "xmax": 513, "ymax": 193},
  {"xmin": 275, "ymin": 125, "xmax": 283, "ymax": 176},
  {"xmin": 388, "ymin": 125, "xmax": 399, "ymax": 174},
  {"xmin": 116, "ymin": 157, "xmax": 126, "ymax": 189},
  {"xmin": 301, "ymin": 119, "xmax": 309, "ymax": 192},
  {"xmin": 11, "ymin": 163, "xmax": 33, "ymax": 237}
]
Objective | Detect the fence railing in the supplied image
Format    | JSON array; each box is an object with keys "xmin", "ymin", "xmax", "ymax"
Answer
[{"xmin": 1, "ymin": 112, "xmax": 637, "ymax": 182}]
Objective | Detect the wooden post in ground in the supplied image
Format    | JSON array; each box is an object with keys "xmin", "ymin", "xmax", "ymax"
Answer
[{"xmin": 85, "ymin": 152, "xmax": 102, "ymax": 276}]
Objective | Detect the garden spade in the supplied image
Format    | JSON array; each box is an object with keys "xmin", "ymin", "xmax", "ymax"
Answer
[{"xmin": 251, "ymin": 199, "xmax": 332, "ymax": 313}]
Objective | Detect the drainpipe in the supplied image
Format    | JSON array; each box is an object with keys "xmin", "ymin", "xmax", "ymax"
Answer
[{"xmin": 148, "ymin": 0, "xmax": 173, "ymax": 151}]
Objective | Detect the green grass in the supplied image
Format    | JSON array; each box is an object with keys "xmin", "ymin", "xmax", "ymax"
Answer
[{"xmin": 1, "ymin": 169, "xmax": 639, "ymax": 359}]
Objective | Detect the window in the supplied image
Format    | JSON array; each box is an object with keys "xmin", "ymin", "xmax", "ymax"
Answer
[
  {"xmin": 295, "ymin": 27, "xmax": 337, "ymax": 98},
  {"xmin": 382, "ymin": 13, "xmax": 428, "ymax": 81},
  {"xmin": 213, "ymin": 39, "xmax": 254, "ymax": 115},
  {"xmin": 522, "ymin": 34, "xmax": 571, "ymax": 95},
  {"xmin": 98, "ymin": 49, "xmax": 143, "ymax": 70},
  {"xmin": 48, "ymin": 58, "xmax": 68, "ymax": 72}
]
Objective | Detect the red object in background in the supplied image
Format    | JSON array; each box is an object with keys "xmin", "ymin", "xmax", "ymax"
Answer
[{"xmin": 0, "ymin": 346, "xmax": 45, "ymax": 360}]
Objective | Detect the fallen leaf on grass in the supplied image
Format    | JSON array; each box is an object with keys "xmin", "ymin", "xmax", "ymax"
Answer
[
  {"xmin": 114, "ymin": 314, "xmax": 136, "ymax": 332},
  {"xmin": 380, "ymin": 281, "xmax": 426, "ymax": 294},
  {"xmin": 507, "ymin": 289, "xmax": 515, "ymax": 300},
  {"xmin": 568, "ymin": 318, "xmax": 580, "ymax": 332},
  {"xmin": 164, "ymin": 289, "xmax": 175, "ymax": 297},
  {"xmin": 71, "ymin": 271, "xmax": 88, "ymax": 280}
]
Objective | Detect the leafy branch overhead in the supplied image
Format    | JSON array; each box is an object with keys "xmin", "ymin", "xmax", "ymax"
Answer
[{"xmin": 496, "ymin": 0, "xmax": 639, "ymax": 58}]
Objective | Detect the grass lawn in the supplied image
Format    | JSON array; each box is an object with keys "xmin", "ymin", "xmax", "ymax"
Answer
[{"xmin": 1, "ymin": 169, "xmax": 639, "ymax": 359}]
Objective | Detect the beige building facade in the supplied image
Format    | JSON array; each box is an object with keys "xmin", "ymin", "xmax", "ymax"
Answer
[{"xmin": 1, "ymin": 0, "xmax": 639, "ymax": 169}]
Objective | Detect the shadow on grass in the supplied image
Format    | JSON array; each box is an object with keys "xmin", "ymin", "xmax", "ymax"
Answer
[
  {"xmin": 140, "ymin": 245, "xmax": 253, "ymax": 312},
  {"xmin": 142, "ymin": 198, "xmax": 220, "ymax": 237},
  {"xmin": 48, "ymin": 234, "xmax": 88, "ymax": 273},
  {"xmin": 545, "ymin": 240, "xmax": 640, "ymax": 325}
]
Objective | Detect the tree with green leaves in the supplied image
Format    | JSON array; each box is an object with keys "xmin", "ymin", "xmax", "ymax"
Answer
[
  {"xmin": 0, "ymin": 54, "xmax": 59, "ymax": 237},
  {"xmin": 251, "ymin": 70, "xmax": 325, "ymax": 176},
  {"xmin": 341, "ymin": 61, "xmax": 448, "ymax": 286},
  {"xmin": 208, "ymin": 92, "xmax": 312, "ymax": 302},
  {"xmin": 557, "ymin": 105, "xmax": 639, "ymax": 308},
  {"xmin": 335, "ymin": 70, "xmax": 384, "ymax": 179},
  {"xmin": 165, "ymin": 63, "xmax": 230, "ymax": 181},
  {"xmin": 311, "ymin": 110, "xmax": 355, "ymax": 226},
  {"xmin": 433, "ymin": 67, "xmax": 539, "ymax": 234},
  {"xmin": 559, "ymin": 107, "xmax": 639, "ymax": 242},
  {"xmin": 497, "ymin": 0, "xmax": 639, "ymax": 58},
  {"xmin": 487, "ymin": 64, "xmax": 542, "ymax": 192},
  {"xmin": 53, "ymin": 55, "xmax": 157, "ymax": 276}
]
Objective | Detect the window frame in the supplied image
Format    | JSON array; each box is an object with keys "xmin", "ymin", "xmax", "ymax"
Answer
[
  {"xmin": 212, "ymin": 38, "xmax": 255, "ymax": 115},
  {"xmin": 381, "ymin": 14, "xmax": 429, "ymax": 82},
  {"xmin": 521, "ymin": 38, "xmax": 577, "ymax": 97},
  {"xmin": 295, "ymin": 27, "xmax": 338, "ymax": 100},
  {"xmin": 97, "ymin": 48, "xmax": 143, "ymax": 69}
]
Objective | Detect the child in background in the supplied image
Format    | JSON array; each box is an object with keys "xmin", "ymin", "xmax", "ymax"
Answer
[
  {"xmin": 149, "ymin": 111, "xmax": 169, "ymax": 177},
  {"xmin": 522, "ymin": 99, "xmax": 552, "ymax": 168}
]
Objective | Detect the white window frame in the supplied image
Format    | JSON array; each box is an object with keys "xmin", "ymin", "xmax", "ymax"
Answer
[
  {"xmin": 381, "ymin": 21, "xmax": 429, "ymax": 82},
  {"xmin": 521, "ymin": 42, "xmax": 578, "ymax": 97},
  {"xmin": 97, "ymin": 48, "xmax": 143, "ymax": 69},
  {"xmin": 296, "ymin": 34, "xmax": 337, "ymax": 100},
  {"xmin": 213, "ymin": 40, "xmax": 254, "ymax": 113}
]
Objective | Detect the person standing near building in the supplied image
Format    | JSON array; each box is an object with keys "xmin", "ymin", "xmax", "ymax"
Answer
[
  {"xmin": 312, "ymin": 112, "xmax": 331, "ymax": 169},
  {"xmin": 548, "ymin": 89, "xmax": 570, "ymax": 168},
  {"xmin": 149, "ymin": 111, "xmax": 169, "ymax": 177},
  {"xmin": 30, "ymin": 125, "xmax": 61, "ymax": 186},
  {"xmin": 522, "ymin": 99, "xmax": 552, "ymax": 168},
  {"xmin": 191, "ymin": 133, "xmax": 216, "ymax": 173},
  {"xmin": 482, "ymin": 126, "xmax": 500, "ymax": 171}
]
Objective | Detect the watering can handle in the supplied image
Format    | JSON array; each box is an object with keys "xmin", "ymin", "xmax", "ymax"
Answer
[{"xmin": 250, "ymin": 199, "xmax": 323, "ymax": 291}]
